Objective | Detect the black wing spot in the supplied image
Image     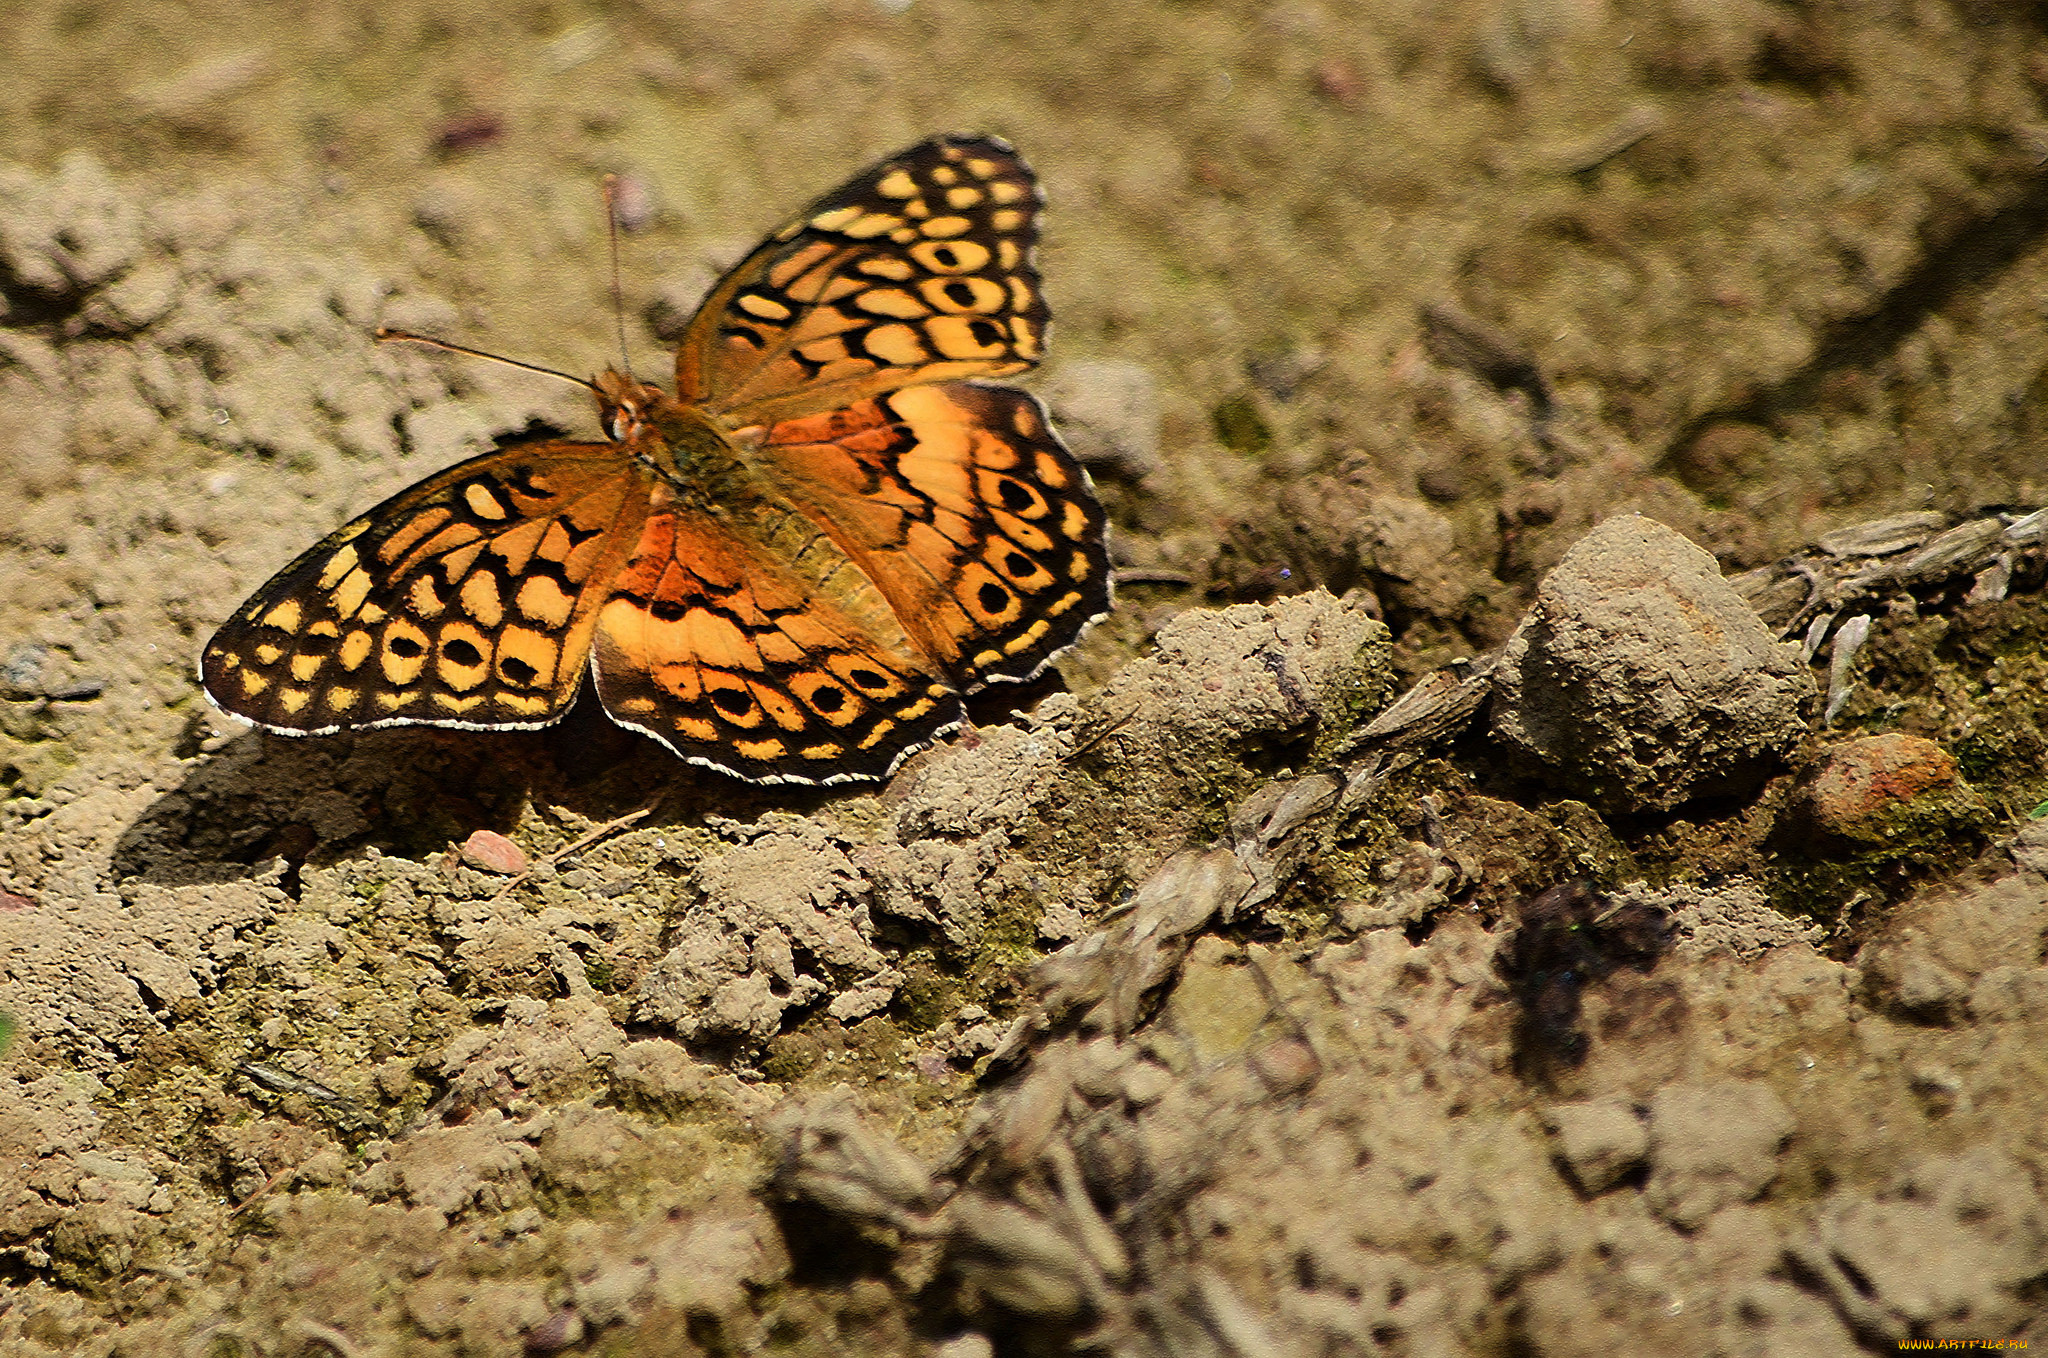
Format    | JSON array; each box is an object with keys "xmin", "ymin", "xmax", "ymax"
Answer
[
  {"xmin": 559, "ymin": 521, "xmax": 605, "ymax": 548},
  {"xmin": 969, "ymin": 319, "xmax": 1005, "ymax": 348},
  {"xmin": 926, "ymin": 244, "xmax": 962, "ymax": 270},
  {"xmin": 943, "ymin": 280, "xmax": 978, "ymax": 309},
  {"xmin": 721, "ymin": 324, "xmax": 767, "ymax": 351},
  {"xmin": 444, "ymin": 638, "xmax": 484, "ymax": 667},
  {"xmin": 847, "ymin": 667, "xmax": 889, "ymax": 692},
  {"xmin": 1004, "ymin": 550, "xmax": 1035, "ymax": 578},
  {"xmin": 996, "ymin": 478, "xmax": 1035, "ymax": 513},
  {"xmin": 501, "ymin": 656, "xmax": 539, "ymax": 685},
  {"xmin": 389, "ymin": 634, "xmax": 426, "ymax": 659},
  {"xmin": 977, "ymin": 583, "xmax": 1010, "ymax": 615},
  {"xmin": 810, "ymin": 686, "xmax": 846, "ymax": 713},
  {"xmin": 710, "ymin": 686, "xmax": 753, "ymax": 717},
  {"xmin": 507, "ymin": 465, "xmax": 555, "ymax": 498}
]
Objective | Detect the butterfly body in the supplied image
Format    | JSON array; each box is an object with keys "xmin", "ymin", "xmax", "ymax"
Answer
[{"xmin": 203, "ymin": 136, "xmax": 1111, "ymax": 784}]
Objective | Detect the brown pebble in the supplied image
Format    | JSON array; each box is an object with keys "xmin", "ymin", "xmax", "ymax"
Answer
[
  {"xmin": 0, "ymin": 888, "xmax": 35, "ymax": 912},
  {"xmin": 436, "ymin": 112, "xmax": 504, "ymax": 154},
  {"xmin": 1793, "ymin": 733, "xmax": 1982, "ymax": 849},
  {"xmin": 460, "ymin": 830, "xmax": 527, "ymax": 875}
]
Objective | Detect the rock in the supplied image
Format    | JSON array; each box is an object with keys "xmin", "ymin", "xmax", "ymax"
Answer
[
  {"xmin": 1490, "ymin": 515, "xmax": 1812, "ymax": 813},
  {"xmin": 1643, "ymin": 1080, "xmax": 1794, "ymax": 1228},
  {"xmin": 1543, "ymin": 1097, "xmax": 1648, "ymax": 1193},
  {"xmin": 459, "ymin": 830, "xmax": 527, "ymax": 875},
  {"xmin": 1789, "ymin": 733, "xmax": 1990, "ymax": 852},
  {"xmin": 1040, "ymin": 359, "xmax": 1161, "ymax": 480}
]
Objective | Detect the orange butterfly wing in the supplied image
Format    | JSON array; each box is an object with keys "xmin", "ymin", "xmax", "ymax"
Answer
[
  {"xmin": 750, "ymin": 382, "xmax": 1112, "ymax": 690},
  {"xmin": 679, "ymin": 135, "xmax": 1049, "ymax": 429},
  {"xmin": 202, "ymin": 442, "xmax": 651, "ymax": 734},
  {"xmin": 588, "ymin": 491, "xmax": 961, "ymax": 783}
]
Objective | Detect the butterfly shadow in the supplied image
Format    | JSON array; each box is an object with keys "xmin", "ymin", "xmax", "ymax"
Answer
[{"xmin": 110, "ymin": 689, "xmax": 844, "ymax": 891}]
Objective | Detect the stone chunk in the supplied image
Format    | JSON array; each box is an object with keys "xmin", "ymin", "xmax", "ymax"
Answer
[
  {"xmin": 1644, "ymin": 1080, "xmax": 1794, "ymax": 1228},
  {"xmin": 1543, "ymin": 1097, "xmax": 1648, "ymax": 1193},
  {"xmin": 1490, "ymin": 515, "xmax": 1811, "ymax": 813}
]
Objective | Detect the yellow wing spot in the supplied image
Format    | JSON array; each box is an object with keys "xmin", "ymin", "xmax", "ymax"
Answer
[
  {"xmin": 842, "ymin": 212, "xmax": 905, "ymax": 240},
  {"xmin": 1010, "ymin": 317, "xmax": 1042, "ymax": 359},
  {"xmin": 435, "ymin": 624, "xmax": 491, "ymax": 691},
  {"xmin": 307, "ymin": 619, "xmax": 340, "ymax": 639},
  {"xmin": 289, "ymin": 654, "xmax": 323, "ymax": 682},
  {"xmin": 260, "ymin": 600, "xmax": 303, "ymax": 633},
  {"xmin": 358, "ymin": 602, "xmax": 390, "ymax": 626},
  {"xmin": 280, "ymin": 688, "xmax": 312, "ymax": 715},
  {"xmin": 497, "ymin": 627, "xmax": 559, "ymax": 688},
  {"xmin": 460, "ymin": 571, "xmax": 504, "ymax": 628},
  {"xmin": 1034, "ymin": 451, "xmax": 1070, "ymax": 487},
  {"xmin": 902, "ymin": 198, "xmax": 931, "ymax": 220},
  {"xmin": 945, "ymin": 186, "xmax": 983, "ymax": 209},
  {"xmin": 735, "ymin": 738, "xmax": 788, "ymax": 761},
  {"xmin": 1067, "ymin": 550, "xmax": 1093, "ymax": 582},
  {"xmin": 749, "ymin": 682, "xmax": 809, "ymax": 732},
  {"xmin": 380, "ymin": 620, "xmax": 430, "ymax": 685},
  {"xmin": 1003, "ymin": 619, "xmax": 1052, "ymax": 654},
  {"xmin": 990, "ymin": 209, "xmax": 1025, "ymax": 233},
  {"xmin": 433, "ymin": 694, "xmax": 486, "ymax": 714},
  {"xmin": 340, "ymin": 629, "xmax": 374, "ymax": 670},
  {"xmin": 617, "ymin": 697, "xmax": 657, "ymax": 716},
  {"xmin": 375, "ymin": 690, "xmax": 415, "ymax": 712},
  {"xmin": 918, "ymin": 215, "xmax": 973, "ymax": 238},
  {"xmin": 500, "ymin": 693, "xmax": 552, "ymax": 717},
  {"xmin": 855, "ymin": 288, "xmax": 933, "ymax": 320},
  {"xmin": 1046, "ymin": 590, "xmax": 1083, "ymax": 617},
  {"xmin": 897, "ymin": 697, "xmax": 937, "ymax": 722},
  {"xmin": 515, "ymin": 574, "xmax": 574, "ymax": 628},
  {"xmin": 331, "ymin": 567, "xmax": 374, "ymax": 619},
  {"xmin": 674, "ymin": 715, "xmax": 719, "ymax": 742},
  {"xmin": 1007, "ymin": 277, "xmax": 1035, "ymax": 312},
  {"xmin": 254, "ymin": 643, "xmax": 285, "ymax": 666},
  {"xmin": 463, "ymin": 483, "xmax": 508, "ymax": 520},
  {"xmin": 876, "ymin": 168, "xmax": 919, "ymax": 199},
  {"xmin": 408, "ymin": 575, "xmax": 446, "ymax": 619},
  {"xmin": 739, "ymin": 293, "xmax": 793, "ymax": 321},
  {"xmin": 989, "ymin": 180, "xmax": 1025, "ymax": 205},
  {"xmin": 910, "ymin": 239, "xmax": 991, "ymax": 274},
  {"xmin": 239, "ymin": 671, "xmax": 270, "ymax": 697},
  {"xmin": 965, "ymin": 157, "xmax": 1000, "ymax": 179},
  {"xmin": 1061, "ymin": 501, "xmax": 1092, "ymax": 538},
  {"xmin": 215, "ymin": 651, "xmax": 241, "ymax": 671},
  {"xmin": 889, "ymin": 227, "xmax": 919, "ymax": 244},
  {"xmin": 997, "ymin": 239, "xmax": 1020, "ymax": 271},
  {"xmin": 327, "ymin": 687, "xmax": 359, "ymax": 713},
  {"xmin": 857, "ymin": 256, "xmax": 916, "ymax": 281},
  {"xmin": 800, "ymin": 742, "xmax": 845, "ymax": 760},
  {"xmin": 863, "ymin": 324, "xmax": 930, "ymax": 366},
  {"xmin": 857, "ymin": 719, "xmax": 897, "ymax": 750},
  {"xmin": 926, "ymin": 316, "xmax": 1009, "ymax": 359},
  {"xmin": 810, "ymin": 205, "xmax": 863, "ymax": 231},
  {"xmin": 315, "ymin": 548, "xmax": 358, "ymax": 591},
  {"xmin": 920, "ymin": 276, "xmax": 1005, "ymax": 314},
  {"xmin": 930, "ymin": 165, "xmax": 960, "ymax": 186}
]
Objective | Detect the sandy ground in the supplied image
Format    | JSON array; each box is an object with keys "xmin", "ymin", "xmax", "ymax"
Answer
[{"xmin": 4, "ymin": 1, "xmax": 2048, "ymax": 1353}]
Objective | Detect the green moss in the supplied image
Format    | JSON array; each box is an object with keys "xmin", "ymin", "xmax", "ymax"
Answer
[{"xmin": 1211, "ymin": 393, "xmax": 1272, "ymax": 455}]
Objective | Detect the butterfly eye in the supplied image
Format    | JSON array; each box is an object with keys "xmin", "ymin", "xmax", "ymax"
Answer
[{"xmin": 603, "ymin": 411, "xmax": 621, "ymax": 441}]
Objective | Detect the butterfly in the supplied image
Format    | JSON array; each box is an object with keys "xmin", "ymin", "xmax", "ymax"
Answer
[{"xmin": 201, "ymin": 135, "xmax": 1112, "ymax": 784}]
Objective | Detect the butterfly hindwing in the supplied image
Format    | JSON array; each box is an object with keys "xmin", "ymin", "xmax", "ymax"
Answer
[
  {"xmin": 679, "ymin": 135, "xmax": 1050, "ymax": 429},
  {"xmin": 752, "ymin": 382, "xmax": 1113, "ymax": 690},
  {"xmin": 589, "ymin": 497, "xmax": 965, "ymax": 783},
  {"xmin": 202, "ymin": 442, "xmax": 653, "ymax": 734}
]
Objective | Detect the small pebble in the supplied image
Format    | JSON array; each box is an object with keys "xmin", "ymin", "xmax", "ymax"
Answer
[{"xmin": 460, "ymin": 830, "xmax": 526, "ymax": 875}]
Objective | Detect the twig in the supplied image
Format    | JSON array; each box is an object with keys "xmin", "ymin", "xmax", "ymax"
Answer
[{"xmin": 487, "ymin": 807, "xmax": 653, "ymax": 903}]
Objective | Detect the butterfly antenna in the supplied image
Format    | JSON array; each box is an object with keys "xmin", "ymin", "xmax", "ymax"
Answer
[
  {"xmin": 602, "ymin": 174, "xmax": 635, "ymax": 382},
  {"xmin": 374, "ymin": 329, "xmax": 597, "ymax": 393}
]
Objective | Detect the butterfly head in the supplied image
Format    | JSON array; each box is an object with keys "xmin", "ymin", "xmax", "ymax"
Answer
[{"xmin": 593, "ymin": 368, "xmax": 672, "ymax": 446}]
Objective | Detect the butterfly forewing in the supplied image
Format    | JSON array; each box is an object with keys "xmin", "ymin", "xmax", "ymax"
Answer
[
  {"xmin": 202, "ymin": 443, "xmax": 653, "ymax": 735},
  {"xmin": 679, "ymin": 135, "xmax": 1051, "ymax": 430},
  {"xmin": 753, "ymin": 382, "xmax": 1113, "ymax": 691}
]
